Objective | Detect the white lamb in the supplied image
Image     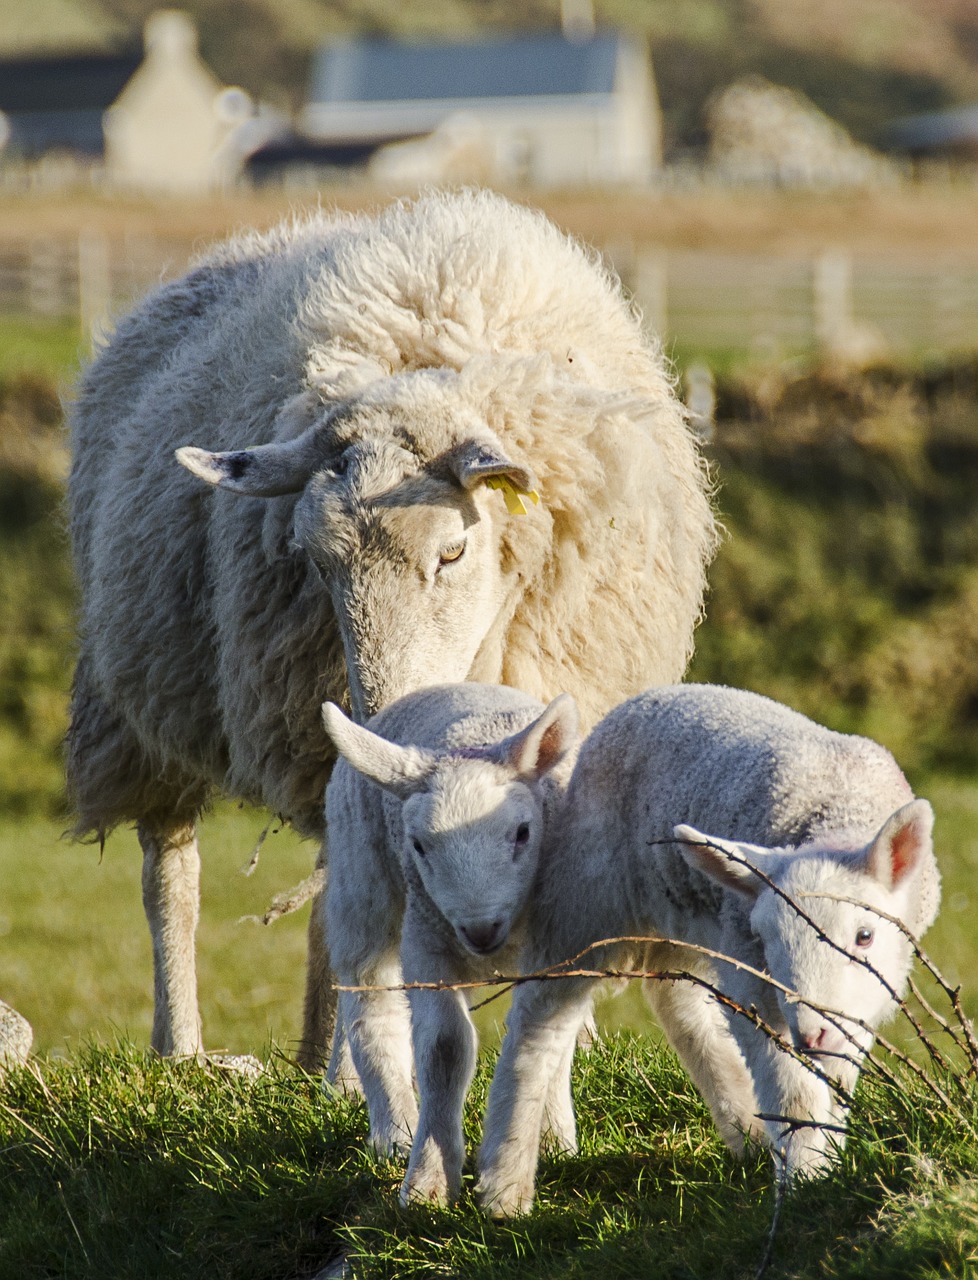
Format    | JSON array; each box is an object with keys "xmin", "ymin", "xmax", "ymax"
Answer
[
  {"xmin": 320, "ymin": 682, "xmax": 579, "ymax": 1206},
  {"xmin": 477, "ymin": 682, "xmax": 941, "ymax": 1215}
]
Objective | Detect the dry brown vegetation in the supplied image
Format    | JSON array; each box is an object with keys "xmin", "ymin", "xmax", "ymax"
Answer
[{"xmin": 2, "ymin": 183, "xmax": 978, "ymax": 258}]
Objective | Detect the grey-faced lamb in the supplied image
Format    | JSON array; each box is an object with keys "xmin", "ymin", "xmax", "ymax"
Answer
[
  {"xmin": 320, "ymin": 683, "xmax": 579, "ymax": 1205},
  {"xmin": 476, "ymin": 683, "xmax": 940, "ymax": 1215},
  {"xmin": 65, "ymin": 188, "xmax": 717, "ymax": 1065}
]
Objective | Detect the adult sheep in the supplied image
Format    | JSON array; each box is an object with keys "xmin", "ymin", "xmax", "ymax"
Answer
[{"xmin": 66, "ymin": 188, "xmax": 717, "ymax": 1066}]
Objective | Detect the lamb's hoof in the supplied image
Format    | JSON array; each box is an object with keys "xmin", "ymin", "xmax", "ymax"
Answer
[
  {"xmin": 400, "ymin": 1166, "xmax": 454, "ymax": 1207},
  {"xmin": 476, "ymin": 1177, "xmax": 535, "ymax": 1218},
  {"xmin": 206, "ymin": 1053, "xmax": 264, "ymax": 1079},
  {"xmin": 0, "ymin": 1001, "xmax": 32, "ymax": 1075}
]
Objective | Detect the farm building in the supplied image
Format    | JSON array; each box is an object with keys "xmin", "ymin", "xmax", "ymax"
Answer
[
  {"xmin": 297, "ymin": 30, "xmax": 661, "ymax": 188},
  {"xmin": 0, "ymin": 49, "xmax": 139, "ymax": 159}
]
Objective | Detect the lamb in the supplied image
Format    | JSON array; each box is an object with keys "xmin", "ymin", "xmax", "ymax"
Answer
[
  {"xmin": 65, "ymin": 188, "xmax": 717, "ymax": 1065},
  {"xmin": 475, "ymin": 683, "xmax": 940, "ymax": 1215},
  {"xmin": 319, "ymin": 682, "xmax": 579, "ymax": 1205}
]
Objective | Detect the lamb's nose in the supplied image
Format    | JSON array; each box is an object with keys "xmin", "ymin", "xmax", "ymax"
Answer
[
  {"xmin": 461, "ymin": 921, "xmax": 504, "ymax": 954},
  {"xmin": 801, "ymin": 1026, "xmax": 830, "ymax": 1053}
]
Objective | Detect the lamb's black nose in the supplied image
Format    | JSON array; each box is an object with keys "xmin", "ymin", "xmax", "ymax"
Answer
[{"xmin": 460, "ymin": 921, "xmax": 504, "ymax": 954}]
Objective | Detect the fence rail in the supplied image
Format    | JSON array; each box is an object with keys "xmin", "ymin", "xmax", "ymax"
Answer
[{"xmin": 2, "ymin": 233, "xmax": 977, "ymax": 358}]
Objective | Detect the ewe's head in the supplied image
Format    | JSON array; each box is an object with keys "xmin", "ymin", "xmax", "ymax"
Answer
[
  {"xmin": 675, "ymin": 800, "xmax": 939, "ymax": 1077},
  {"xmin": 175, "ymin": 369, "xmax": 548, "ymax": 720},
  {"xmin": 322, "ymin": 694, "xmax": 578, "ymax": 956}
]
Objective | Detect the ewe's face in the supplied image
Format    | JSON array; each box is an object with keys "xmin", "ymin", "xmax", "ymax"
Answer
[
  {"xmin": 400, "ymin": 762, "xmax": 544, "ymax": 957},
  {"xmin": 293, "ymin": 393, "xmax": 533, "ymax": 721},
  {"xmin": 753, "ymin": 858, "xmax": 909, "ymax": 1076}
]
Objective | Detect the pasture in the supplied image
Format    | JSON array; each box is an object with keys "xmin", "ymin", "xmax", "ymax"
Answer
[{"xmin": 2, "ymin": 188, "xmax": 978, "ymax": 1277}]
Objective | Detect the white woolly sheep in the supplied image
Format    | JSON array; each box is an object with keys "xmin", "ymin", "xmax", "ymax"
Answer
[
  {"xmin": 320, "ymin": 682, "xmax": 579, "ymax": 1205},
  {"xmin": 65, "ymin": 188, "xmax": 716, "ymax": 1065},
  {"xmin": 476, "ymin": 683, "xmax": 941, "ymax": 1215}
]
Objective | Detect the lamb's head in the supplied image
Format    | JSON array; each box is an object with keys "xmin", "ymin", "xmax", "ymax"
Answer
[
  {"xmin": 176, "ymin": 370, "xmax": 549, "ymax": 720},
  {"xmin": 322, "ymin": 694, "xmax": 578, "ymax": 956},
  {"xmin": 675, "ymin": 799, "xmax": 939, "ymax": 1078}
]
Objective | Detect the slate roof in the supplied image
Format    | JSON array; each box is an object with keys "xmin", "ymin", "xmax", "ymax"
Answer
[
  {"xmin": 0, "ymin": 51, "xmax": 140, "ymax": 156},
  {"xmin": 883, "ymin": 105, "xmax": 978, "ymax": 153},
  {"xmin": 309, "ymin": 32, "xmax": 623, "ymax": 107}
]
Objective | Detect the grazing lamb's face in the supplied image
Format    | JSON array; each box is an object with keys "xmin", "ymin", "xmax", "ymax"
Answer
[
  {"xmin": 321, "ymin": 693, "xmax": 579, "ymax": 957},
  {"xmin": 676, "ymin": 799, "xmax": 939, "ymax": 1081},
  {"xmin": 176, "ymin": 374, "xmax": 546, "ymax": 722}
]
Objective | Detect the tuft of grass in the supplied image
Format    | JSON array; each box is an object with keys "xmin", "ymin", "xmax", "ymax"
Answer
[{"xmin": 1, "ymin": 1034, "xmax": 976, "ymax": 1280}]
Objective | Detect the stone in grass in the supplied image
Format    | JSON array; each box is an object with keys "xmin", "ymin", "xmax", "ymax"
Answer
[{"xmin": 0, "ymin": 1000, "xmax": 32, "ymax": 1074}]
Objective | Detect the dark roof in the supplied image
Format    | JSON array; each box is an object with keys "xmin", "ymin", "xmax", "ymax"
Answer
[
  {"xmin": 883, "ymin": 105, "xmax": 978, "ymax": 153},
  {"xmin": 0, "ymin": 51, "xmax": 140, "ymax": 114},
  {"xmin": 309, "ymin": 32, "xmax": 623, "ymax": 106}
]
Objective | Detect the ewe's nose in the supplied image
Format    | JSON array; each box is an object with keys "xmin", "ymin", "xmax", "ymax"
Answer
[{"xmin": 460, "ymin": 921, "xmax": 505, "ymax": 955}]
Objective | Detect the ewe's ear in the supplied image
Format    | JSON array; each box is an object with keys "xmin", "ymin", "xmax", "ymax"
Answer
[
  {"xmin": 864, "ymin": 799, "xmax": 935, "ymax": 891},
  {"xmin": 498, "ymin": 694, "xmax": 579, "ymax": 780},
  {"xmin": 321, "ymin": 702, "xmax": 436, "ymax": 799},
  {"xmin": 176, "ymin": 407, "xmax": 331, "ymax": 498},
  {"xmin": 673, "ymin": 824, "xmax": 775, "ymax": 900},
  {"xmin": 444, "ymin": 437, "xmax": 539, "ymax": 499}
]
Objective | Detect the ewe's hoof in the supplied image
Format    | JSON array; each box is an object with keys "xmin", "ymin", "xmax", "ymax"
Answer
[{"xmin": 0, "ymin": 1000, "xmax": 32, "ymax": 1074}]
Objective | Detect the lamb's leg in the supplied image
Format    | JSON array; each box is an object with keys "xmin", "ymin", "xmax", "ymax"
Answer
[
  {"xmin": 541, "ymin": 995, "xmax": 593, "ymax": 1155},
  {"xmin": 737, "ymin": 1028, "xmax": 851, "ymax": 1181},
  {"xmin": 138, "ymin": 821, "xmax": 203, "ymax": 1058},
  {"xmin": 340, "ymin": 959, "xmax": 418, "ymax": 1156},
  {"xmin": 478, "ymin": 976, "xmax": 594, "ymax": 1217},
  {"xmin": 297, "ymin": 838, "xmax": 336, "ymax": 1073},
  {"xmin": 400, "ymin": 978, "xmax": 477, "ymax": 1206},
  {"xmin": 643, "ymin": 972, "xmax": 766, "ymax": 1155}
]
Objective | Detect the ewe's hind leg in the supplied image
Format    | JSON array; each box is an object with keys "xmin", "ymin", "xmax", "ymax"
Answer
[
  {"xmin": 138, "ymin": 821, "xmax": 203, "ymax": 1058},
  {"xmin": 643, "ymin": 971, "xmax": 765, "ymax": 1155},
  {"xmin": 298, "ymin": 838, "xmax": 338, "ymax": 1073}
]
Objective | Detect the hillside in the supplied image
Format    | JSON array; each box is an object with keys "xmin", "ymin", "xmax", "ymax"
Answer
[{"xmin": 1, "ymin": 0, "xmax": 976, "ymax": 150}]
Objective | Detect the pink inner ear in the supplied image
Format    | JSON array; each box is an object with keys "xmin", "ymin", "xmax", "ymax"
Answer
[{"xmin": 889, "ymin": 820, "xmax": 923, "ymax": 885}]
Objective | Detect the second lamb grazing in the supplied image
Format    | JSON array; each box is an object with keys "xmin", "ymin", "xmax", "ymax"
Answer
[
  {"xmin": 477, "ymin": 683, "xmax": 941, "ymax": 1215},
  {"xmin": 320, "ymin": 682, "xmax": 579, "ymax": 1206}
]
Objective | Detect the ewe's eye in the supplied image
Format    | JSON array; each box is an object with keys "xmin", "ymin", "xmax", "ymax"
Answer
[
  {"xmin": 412, "ymin": 838, "xmax": 427, "ymax": 858},
  {"xmin": 438, "ymin": 542, "xmax": 466, "ymax": 568},
  {"xmin": 855, "ymin": 926, "xmax": 874, "ymax": 949},
  {"xmin": 332, "ymin": 454, "xmax": 348, "ymax": 477}
]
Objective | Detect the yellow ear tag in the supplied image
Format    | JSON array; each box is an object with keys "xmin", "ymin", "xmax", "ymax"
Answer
[{"xmin": 484, "ymin": 475, "xmax": 541, "ymax": 516}]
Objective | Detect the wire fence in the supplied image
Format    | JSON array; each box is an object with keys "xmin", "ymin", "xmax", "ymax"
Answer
[{"xmin": 2, "ymin": 232, "xmax": 977, "ymax": 359}]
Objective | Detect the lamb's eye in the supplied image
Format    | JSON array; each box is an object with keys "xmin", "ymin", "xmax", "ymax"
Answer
[
  {"xmin": 412, "ymin": 838, "xmax": 426, "ymax": 858},
  {"xmin": 515, "ymin": 823, "xmax": 530, "ymax": 845},
  {"xmin": 855, "ymin": 926, "xmax": 874, "ymax": 948},
  {"xmin": 332, "ymin": 454, "xmax": 348, "ymax": 477},
  {"xmin": 438, "ymin": 542, "xmax": 465, "ymax": 567}
]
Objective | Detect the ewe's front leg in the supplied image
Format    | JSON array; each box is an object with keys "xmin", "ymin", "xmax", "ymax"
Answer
[
  {"xmin": 401, "ymin": 978, "xmax": 477, "ymax": 1207},
  {"xmin": 478, "ymin": 977, "xmax": 594, "ymax": 1217},
  {"xmin": 138, "ymin": 821, "xmax": 203, "ymax": 1058}
]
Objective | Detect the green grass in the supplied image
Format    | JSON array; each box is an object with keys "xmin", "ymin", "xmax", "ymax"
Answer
[
  {"xmin": 0, "ymin": 315, "xmax": 85, "ymax": 383},
  {"xmin": 1, "ymin": 1033, "xmax": 976, "ymax": 1280},
  {"xmin": 0, "ymin": 807, "xmax": 318, "ymax": 1058}
]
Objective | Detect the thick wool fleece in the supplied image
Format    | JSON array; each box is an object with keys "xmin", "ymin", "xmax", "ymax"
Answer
[{"xmin": 66, "ymin": 189, "xmax": 716, "ymax": 838}]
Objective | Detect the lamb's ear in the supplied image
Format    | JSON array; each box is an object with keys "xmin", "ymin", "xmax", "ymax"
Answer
[
  {"xmin": 444, "ymin": 437, "xmax": 538, "ymax": 500},
  {"xmin": 864, "ymin": 799, "xmax": 935, "ymax": 891},
  {"xmin": 176, "ymin": 416, "xmax": 328, "ymax": 498},
  {"xmin": 322, "ymin": 702, "xmax": 436, "ymax": 799},
  {"xmin": 498, "ymin": 694, "xmax": 579, "ymax": 780},
  {"xmin": 673, "ymin": 824, "xmax": 775, "ymax": 899}
]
